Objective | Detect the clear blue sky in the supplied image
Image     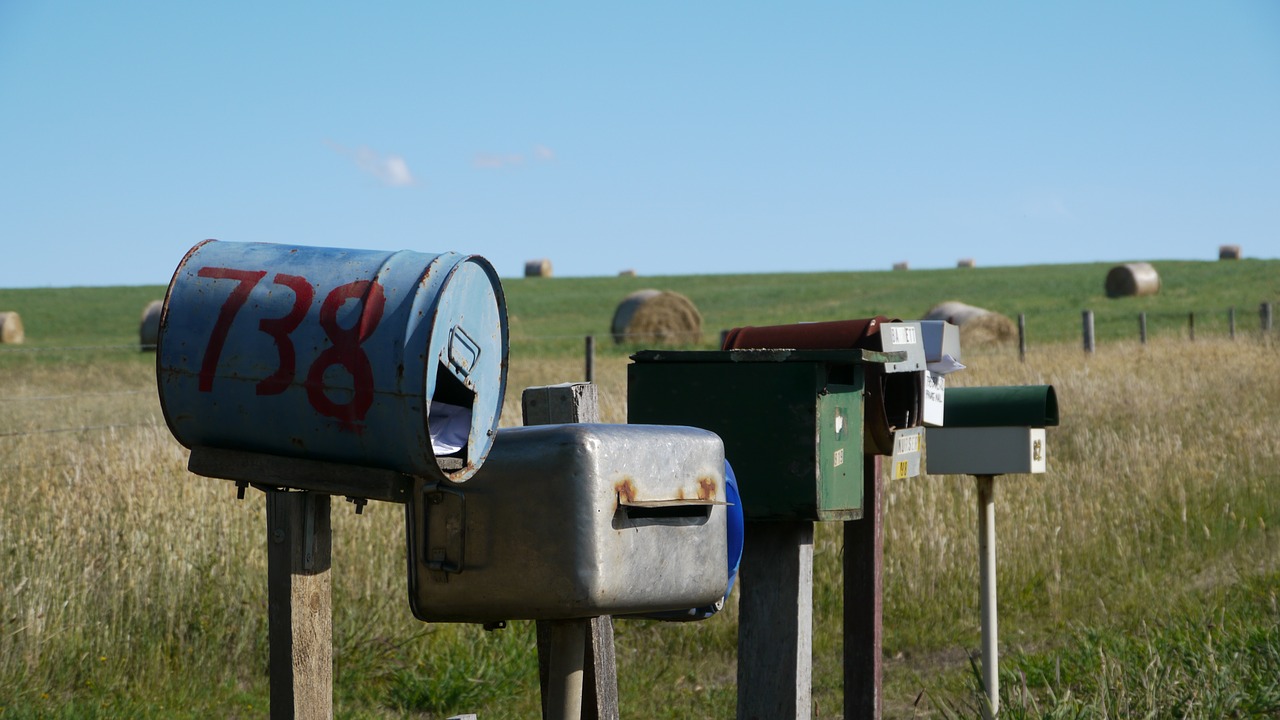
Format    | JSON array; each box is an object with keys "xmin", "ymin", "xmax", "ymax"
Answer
[{"xmin": 1, "ymin": 2, "xmax": 1277, "ymax": 288}]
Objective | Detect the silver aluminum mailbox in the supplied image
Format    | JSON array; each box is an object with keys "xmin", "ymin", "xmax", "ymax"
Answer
[{"xmin": 407, "ymin": 423, "xmax": 729, "ymax": 623}]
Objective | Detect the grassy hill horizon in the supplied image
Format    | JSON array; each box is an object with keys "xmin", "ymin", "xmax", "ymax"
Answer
[{"xmin": 1, "ymin": 258, "xmax": 1276, "ymax": 355}]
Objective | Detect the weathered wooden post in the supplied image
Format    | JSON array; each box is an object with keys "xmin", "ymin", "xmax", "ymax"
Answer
[
  {"xmin": 1082, "ymin": 310, "xmax": 1095, "ymax": 353},
  {"xmin": 584, "ymin": 335, "xmax": 596, "ymax": 383},
  {"xmin": 1189, "ymin": 312, "xmax": 1196, "ymax": 341},
  {"xmin": 267, "ymin": 491, "xmax": 333, "ymax": 720},
  {"xmin": 523, "ymin": 383, "xmax": 620, "ymax": 720},
  {"xmin": 1262, "ymin": 302, "xmax": 1274, "ymax": 333},
  {"xmin": 1139, "ymin": 312, "xmax": 1147, "ymax": 344},
  {"xmin": 844, "ymin": 455, "xmax": 884, "ymax": 719},
  {"xmin": 1229, "ymin": 307, "xmax": 1237, "ymax": 340}
]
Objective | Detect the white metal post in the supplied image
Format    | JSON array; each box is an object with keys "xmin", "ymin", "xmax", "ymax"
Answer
[
  {"xmin": 976, "ymin": 475, "xmax": 998, "ymax": 719},
  {"xmin": 547, "ymin": 619, "xmax": 587, "ymax": 720}
]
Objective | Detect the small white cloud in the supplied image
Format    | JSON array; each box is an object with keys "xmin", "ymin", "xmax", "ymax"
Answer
[
  {"xmin": 1022, "ymin": 193, "xmax": 1074, "ymax": 221},
  {"xmin": 533, "ymin": 144, "xmax": 555, "ymax": 161},
  {"xmin": 474, "ymin": 152, "xmax": 525, "ymax": 169},
  {"xmin": 327, "ymin": 141, "xmax": 417, "ymax": 187}
]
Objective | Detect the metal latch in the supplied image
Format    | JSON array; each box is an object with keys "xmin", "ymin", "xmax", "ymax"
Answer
[{"xmin": 422, "ymin": 481, "xmax": 467, "ymax": 582}]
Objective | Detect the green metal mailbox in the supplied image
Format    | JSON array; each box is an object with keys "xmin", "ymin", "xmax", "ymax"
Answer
[
  {"xmin": 925, "ymin": 385, "xmax": 1059, "ymax": 476},
  {"xmin": 628, "ymin": 318, "xmax": 925, "ymax": 521}
]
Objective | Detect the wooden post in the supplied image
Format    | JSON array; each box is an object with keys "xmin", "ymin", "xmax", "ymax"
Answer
[
  {"xmin": 1082, "ymin": 311, "xmax": 1095, "ymax": 353},
  {"xmin": 737, "ymin": 521, "xmax": 814, "ymax": 720},
  {"xmin": 523, "ymin": 383, "xmax": 619, "ymax": 720},
  {"xmin": 1262, "ymin": 303, "xmax": 1274, "ymax": 333},
  {"xmin": 585, "ymin": 336, "xmax": 595, "ymax": 383},
  {"xmin": 267, "ymin": 490, "xmax": 333, "ymax": 720},
  {"xmin": 1017, "ymin": 314, "xmax": 1026, "ymax": 363},
  {"xmin": 1139, "ymin": 312, "xmax": 1147, "ymax": 344},
  {"xmin": 844, "ymin": 454, "xmax": 884, "ymax": 720},
  {"xmin": 1189, "ymin": 312, "xmax": 1196, "ymax": 341},
  {"xmin": 1229, "ymin": 307, "xmax": 1236, "ymax": 340}
]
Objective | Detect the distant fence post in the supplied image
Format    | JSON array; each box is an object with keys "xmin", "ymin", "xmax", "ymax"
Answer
[
  {"xmin": 584, "ymin": 336, "xmax": 595, "ymax": 383},
  {"xmin": 1229, "ymin": 307, "xmax": 1236, "ymax": 340},
  {"xmin": 1082, "ymin": 311, "xmax": 1095, "ymax": 353},
  {"xmin": 1017, "ymin": 314, "xmax": 1026, "ymax": 363},
  {"xmin": 1139, "ymin": 312, "xmax": 1147, "ymax": 345},
  {"xmin": 1188, "ymin": 312, "xmax": 1195, "ymax": 342},
  {"xmin": 1263, "ymin": 303, "xmax": 1274, "ymax": 333}
]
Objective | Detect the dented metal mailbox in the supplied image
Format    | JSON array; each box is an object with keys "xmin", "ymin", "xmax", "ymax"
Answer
[
  {"xmin": 407, "ymin": 424, "xmax": 729, "ymax": 622},
  {"xmin": 157, "ymin": 240, "xmax": 509, "ymax": 485},
  {"xmin": 627, "ymin": 317, "xmax": 926, "ymax": 522},
  {"xmin": 926, "ymin": 385, "xmax": 1059, "ymax": 476},
  {"xmin": 919, "ymin": 320, "xmax": 963, "ymax": 427}
]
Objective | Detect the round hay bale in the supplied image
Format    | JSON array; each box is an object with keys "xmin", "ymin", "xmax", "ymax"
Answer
[
  {"xmin": 957, "ymin": 258, "xmax": 976, "ymax": 268},
  {"xmin": 921, "ymin": 301, "xmax": 1016, "ymax": 346},
  {"xmin": 892, "ymin": 261, "xmax": 910, "ymax": 271},
  {"xmin": 1105, "ymin": 262, "xmax": 1160, "ymax": 298},
  {"xmin": 524, "ymin": 259, "xmax": 553, "ymax": 277},
  {"xmin": 0, "ymin": 311, "xmax": 24, "ymax": 344},
  {"xmin": 611, "ymin": 289, "xmax": 702, "ymax": 345},
  {"xmin": 1218, "ymin": 245, "xmax": 1242, "ymax": 260},
  {"xmin": 618, "ymin": 269, "xmax": 637, "ymax": 277},
  {"xmin": 140, "ymin": 299, "xmax": 163, "ymax": 350}
]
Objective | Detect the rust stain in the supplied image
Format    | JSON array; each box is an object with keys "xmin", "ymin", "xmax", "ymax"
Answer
[
  {"xmin": 614, "ymin": 478, "xmax": 637, "ymax": 505},
  {"xmin": 697, "ymin": 476, "xmax": 717, "ymax": 501}
]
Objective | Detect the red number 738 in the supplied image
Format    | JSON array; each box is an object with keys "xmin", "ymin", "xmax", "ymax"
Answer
[{"xmin": 195, "ymin": 266, "xmax": 386, "ymax": 431}]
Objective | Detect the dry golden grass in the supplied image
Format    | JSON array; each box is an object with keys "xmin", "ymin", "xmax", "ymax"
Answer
[{"xmin": 1, "ymin": 334, "xmax": 1276, "ymax": 717}]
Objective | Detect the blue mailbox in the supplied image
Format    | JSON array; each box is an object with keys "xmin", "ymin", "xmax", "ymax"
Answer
[{"xmin": 157, "ymin": 239, "xmax": 509, "ymax": 485}]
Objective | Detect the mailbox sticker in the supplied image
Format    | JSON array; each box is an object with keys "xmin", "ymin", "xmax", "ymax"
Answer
[
  {"xmin": 889, "ymin": 324, "xmax": 918, "ymax": 346},
  {"xmin": 833, "ymin": 448, "xmax": 844, "ymax": 467},
  {"xmin": 894, "ymin": 431, "xmax": 921, "ymax": 456},
  {"xmin": 894, "ymin": 460, "xmax": 909, "ymax": 480},
  {"xmin": 1033, "ymin": 438, "xmax": 1043, "ymax": 462}
]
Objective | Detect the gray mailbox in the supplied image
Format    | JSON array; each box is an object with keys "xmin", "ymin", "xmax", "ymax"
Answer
[
  {"xmin": 926, "ymin": 385, "xmax": 1058, "ymax": 475},
  {"xmin": 919, "ymin": 320, "xmax": 963, "ymax": 427},
  {"xmin": 406, "ymin": 423, "xmax": 729, "ymax": 623},
  {"xmin": 922, "ymin": 384, "xmax": 1059, "ymax": 720}
]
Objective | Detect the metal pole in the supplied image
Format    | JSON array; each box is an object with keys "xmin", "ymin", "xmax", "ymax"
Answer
[
  {"xmin": 1017, "ymin": 314, "xmax": 1026, "ymax": 363},
  {"xmin": 1082, "ymin": 311, "xmax": 1095, "ymax": 353},
  {"xmin": 977, "ymin": 475, "xmax": 998, "ymax": 720},
  {"xmin": 546, "ymin": 620, "xmax": 587, "ymax": 720},
  {"xmin": 1139, "ymin": 312, "xmax": 1147, "ymax": 345},
  {"xmin": 584, "ymin": 335, "xmax": 595, "ymax": 383}
]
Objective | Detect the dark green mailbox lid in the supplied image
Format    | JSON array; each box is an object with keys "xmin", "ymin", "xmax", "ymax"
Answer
[{"xmin": 944, "ymin": 385, "xmax": 1059, "ymax": 428}]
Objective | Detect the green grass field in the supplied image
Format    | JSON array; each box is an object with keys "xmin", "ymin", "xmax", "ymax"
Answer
[{"xmin": 0, "ymin": 259, "xmax": 1277, "ymax": 718}]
